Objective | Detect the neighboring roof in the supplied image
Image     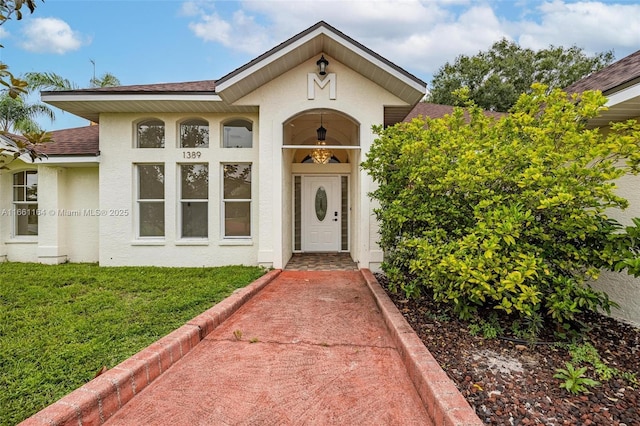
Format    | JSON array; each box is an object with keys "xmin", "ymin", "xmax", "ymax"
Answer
[
  {"xmin": 565, "ymin": 50, "xmax": 640, "ymax": 94},
  {"xmin": 42, "ymin": 125, "xmax": 99, "ymax": 156},
  {"xmin": 404, "ymin": 102, "xmax": 505, "ymax": 122},
  {"xmin": 42, "ymin": 22, "xmax": 427, "ymax": 123},
  {"xmin": 0, "ymin": 125, "xmax": 99, "ymax": 162}
]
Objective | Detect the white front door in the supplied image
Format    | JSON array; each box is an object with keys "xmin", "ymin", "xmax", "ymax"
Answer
[{"xmin": 302, "ymin": 176, "xmax": 341, "ymax": 252}]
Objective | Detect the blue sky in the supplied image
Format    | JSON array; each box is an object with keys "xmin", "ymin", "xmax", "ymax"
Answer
[{"xmin": 1, "ymin": 0, "xmax": 639, "ymax": 130}]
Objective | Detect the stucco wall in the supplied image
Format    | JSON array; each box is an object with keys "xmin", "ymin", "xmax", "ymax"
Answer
[
  {"xmin": 0, "ymin": 162, "xmax": 99, "ymax": 264},
  {"xmin": 63, "ymin": 167, "xmax": 99, "ymax": 262},
  {"xmin": 97, "ymin": 112, "xmax": 259, "ymax": 267},
  {"xmin": 592, "ymin": 165, "xmax": 640, "ymax": 326},
  {"xmin": 235, "ymin": 55, "xmax": 411, "ymax": 269}
]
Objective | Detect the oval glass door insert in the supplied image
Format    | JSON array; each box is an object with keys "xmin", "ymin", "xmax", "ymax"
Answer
[{"xmin": 315, "ymin": 186, "xmax": 328, "ymax": 221}]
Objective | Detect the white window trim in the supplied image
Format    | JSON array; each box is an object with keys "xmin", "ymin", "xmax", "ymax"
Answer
[
  {"xmin": 221, "ymin": 163, "xmax": 252, "ymax": 239},
  {"xmin": 12, "ymin": 170, "xmax": 38, "ymax": 238},
  {"xmin": 221, "ymin": 118, "xmax": 254, "ymax": 149},
  {"xmin": 135, "ymin": 118, "xmax": 165, "ymax": 149},
  {"xmin": 135, "ymin": 164, "xmax": 166, "ymax": 240},
  {"xmin": 178, "ymin": 163, "xmax": 209, "ymax": 240},
  {"xmin": 178, "ymin": 118, "xmax": 210, "ymax": 149}
]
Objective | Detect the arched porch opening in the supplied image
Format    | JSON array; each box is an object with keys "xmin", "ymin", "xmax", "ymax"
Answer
[{"xmin": 281, "ymin": 109, "xmax": 361, "ymax": 266}]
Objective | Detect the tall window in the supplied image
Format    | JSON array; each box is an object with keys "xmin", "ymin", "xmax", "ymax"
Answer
[
  {"xmin": 222, "ymin": 119, "xmax": 252, "ymax": 148},
  {"xmin": 13, "ymin": 170, "xmax": 38, "ymax": 236},
  {"xmin": 137, "ymin": 119, "xmax": 165, "ymax": 148},
  {"xmin": 137, "ymin": 164, "xmax": 165, "ymax": 237},
  {"xmin": 223, "ymin": 164, "xmax": 251, "ymax": 237},
  {"xmin": 180, "ymin": 164, "xmax": 208, "ymax": 238},
  {"xmin": 180, "ymin": 119, "xmax": 209, "ymax": 148}
]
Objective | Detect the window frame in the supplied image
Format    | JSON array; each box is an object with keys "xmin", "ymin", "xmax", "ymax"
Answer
[
  {"xmin": 136, "ymin": 118, "xmax": 165, "ymax": 148},
  {"xmin": 221, "ymin": 163, "xmax": 252, "ymax": 239},
  {"xmin": 12, "ymin": 170, "xmax": 38, "ymax": 237},
  {"xmin": 221, "ymin": 118, "xmax": 253, "ymax": 148},
  {"xmin": 136, "ymin": 163, "xmax": 165, "ymax": 238},
  {"xmin": 179, "ymin": 118, "xmax": 209, "ymax": 148},
  {"xmin": 179, "ymin": 163, "xmax": 209, "ymax": 239}
]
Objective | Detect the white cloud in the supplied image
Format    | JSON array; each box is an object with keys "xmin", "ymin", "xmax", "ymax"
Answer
[
  {"xmin": 0, "ymin": 27, "xmax": 9, "ymax": 40},
  {"xmin": 188, "ymin": 8, "xmax": 269, "ymax": 54},
  {"xmin": 515, "ymin": 1, "xmax": 640, "ymax": 56},
  {"xmin": 183, "ymin": 0, "xmax": 640, "ymax": 81},
  {"xmin": 19, "ymin": 17, "xmax": 87, "ymax": 54}
]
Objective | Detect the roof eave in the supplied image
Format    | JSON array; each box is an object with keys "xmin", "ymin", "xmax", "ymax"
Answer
[{"xmin": 215, "ymin": 21, "xmax": 426, "ymax": 105}]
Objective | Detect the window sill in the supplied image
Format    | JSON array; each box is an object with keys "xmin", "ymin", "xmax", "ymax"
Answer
[
  {"xmin": 5, "ymin": 238, "xmax": 38, "ymax": 244},
  {"xmin": 218, "ymin": 239, "xmax": 253, "ymax": 246},
  {"xmin": 131, "ymin": 239, "xmax": 166, "ymax": 246},
  {"xmin": 175, "ymin": 239, "xmax": 209, "ymax": 246}
]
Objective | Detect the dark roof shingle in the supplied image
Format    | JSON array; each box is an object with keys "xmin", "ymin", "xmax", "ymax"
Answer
[
  {"xmin": 41, "ymin": 125, "xmax": 99, "ymax": 156},
  {"xmin": 404, "ymin": 102, "xmax": 505, "ymax": 122},
  {"xmin": 42, "ymin": 80, "xmax": 217, "ymax": 96},
  {"xmin": 565, "ymin": 50, "xmax": 640, "ymax": 94}
]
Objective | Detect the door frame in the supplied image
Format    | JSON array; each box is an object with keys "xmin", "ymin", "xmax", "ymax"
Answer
[{"xmin": 292, "ymin": 174, "xmax": 349, "ymax": 253}]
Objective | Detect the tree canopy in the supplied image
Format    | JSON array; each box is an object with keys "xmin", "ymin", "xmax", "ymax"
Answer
[{"xmin": 427, "ymin": 39, "xmax": 614, "ymax": 112}]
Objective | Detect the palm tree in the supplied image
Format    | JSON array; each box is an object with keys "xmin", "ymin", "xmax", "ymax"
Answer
[
  {"xmin": 90, "ymin": 72, "xmax": 120, "ymax": 88},
  {"xmin": 0, "ymin": 71, "xmax": 75, "ymax": 134},
  {"xmin": 0, "ymin": 69, "xmax": 121, "ymax": 168},
  {"xmin": 0, "ymin": 94, "xmax": 54, "ymax": 133},
  {"xmin": 24, "ymin": 71, "xmax": 77, "ymax": 92}
]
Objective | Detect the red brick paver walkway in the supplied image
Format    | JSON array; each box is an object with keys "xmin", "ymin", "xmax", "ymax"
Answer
[
  {"xmin": 22, "ymin": 269, "xmax": 482, "ymax": 425},
  {"xmin": 104, "ymin": 271, "xmax": 432, "ymax": 425}
]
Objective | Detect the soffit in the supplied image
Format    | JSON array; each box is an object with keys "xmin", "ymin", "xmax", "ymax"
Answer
[
  {"xmin": 215, "ymin": 22, "xmax": 426, "ymax": 105},
  {"xmin": 588, "ymin": 85, "xmax": 640, "ymax": 128},
  {"xmin": 41, "ymin": 95, "xmax": 258, "ymax": 123}
]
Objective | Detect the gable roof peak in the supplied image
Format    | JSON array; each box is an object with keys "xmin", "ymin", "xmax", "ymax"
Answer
[{"xmin": 215, "ymin": 20, "xmax": 426, "ymax": 105}]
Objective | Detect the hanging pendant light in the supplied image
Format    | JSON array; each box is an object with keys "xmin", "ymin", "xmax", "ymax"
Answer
[{"xmin": 311, "ymin": 114, "xmax": 332, "ymax": 164}]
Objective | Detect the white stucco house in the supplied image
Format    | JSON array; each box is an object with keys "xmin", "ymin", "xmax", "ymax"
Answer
[
  {"xmin": 2, "ymin": 20, "xmax": 638, "ymax": 325},
  {"xmin": 0, "ymin": 21, "xmax": 427, "ymax": 271}
]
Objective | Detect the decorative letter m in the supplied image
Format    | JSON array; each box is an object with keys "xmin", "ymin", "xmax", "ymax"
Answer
[{"xmin": 307, "ymin": 73, "xmax": 336, "ymax": 100}]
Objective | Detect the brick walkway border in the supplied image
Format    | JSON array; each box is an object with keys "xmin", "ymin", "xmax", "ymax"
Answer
[
  {"xmin": 361, "ymin": 269, "xmax": 482, "ymax": 426},
  {"xmin": 20, "ymin": 270, "xmax": 282, "ymax": 426}
]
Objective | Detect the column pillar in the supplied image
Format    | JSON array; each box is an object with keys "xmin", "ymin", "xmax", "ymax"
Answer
[{"xmin": 37, "ymin": 165, "xmax": 68, "ymax": 264}]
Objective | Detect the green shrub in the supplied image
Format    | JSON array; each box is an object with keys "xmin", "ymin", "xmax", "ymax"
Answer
[
  {"xmin": 554, "ymin": 362, "xmax": 600, "ymax": 394},
  {"xmin": 362, "ymin": 84, "xmax": 640, "ymax": 327},
  {"xmin": 568, "ymin": 342, "xmax": 637, "ymax": 384}
]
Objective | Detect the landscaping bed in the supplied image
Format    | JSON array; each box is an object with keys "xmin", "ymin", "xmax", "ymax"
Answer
[{"xmin": 379, "ymin": 274, "xmax": 640, "ymax": 425}]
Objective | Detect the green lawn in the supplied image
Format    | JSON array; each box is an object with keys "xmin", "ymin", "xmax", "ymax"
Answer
[{"xmin": 0, "ymin": 263, "xmax": 266, "ymax": 425}]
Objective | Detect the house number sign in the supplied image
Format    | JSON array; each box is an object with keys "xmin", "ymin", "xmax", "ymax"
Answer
[{"xmin": 182, "ymin": 151, "xmax": 202, "ymax": 159}]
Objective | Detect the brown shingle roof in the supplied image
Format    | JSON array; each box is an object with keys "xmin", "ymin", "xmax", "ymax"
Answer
[
  {"xmin": 565, "ymin": 50, "xmax": 640, "ymax": 94},
  {"xmin": 42, "ymin": 80, "xmax": 217, "ymax": 96},
  {"xmin": 404, "ymin": 102, "xmax": 505, "ymax": 122},
  {"xmin": 42, "ymin": 125, "xmax": 99, "ymax": 156}
]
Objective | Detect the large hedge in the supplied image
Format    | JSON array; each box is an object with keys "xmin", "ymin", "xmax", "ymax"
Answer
[{"xmin": 362, "ymin": 85, "xmax": 640, "ymax": 325}]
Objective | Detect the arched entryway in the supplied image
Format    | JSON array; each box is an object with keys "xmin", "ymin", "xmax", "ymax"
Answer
[{"xmin": 282, "ymin": 109, "xmax": 361, "ymax": 263}]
